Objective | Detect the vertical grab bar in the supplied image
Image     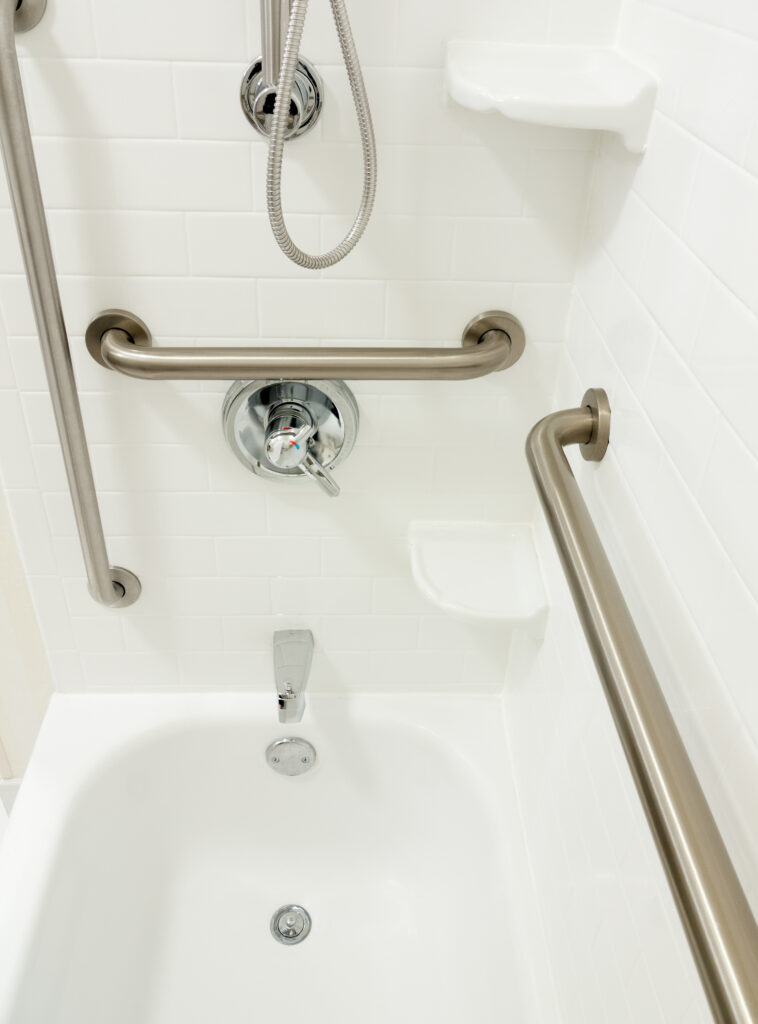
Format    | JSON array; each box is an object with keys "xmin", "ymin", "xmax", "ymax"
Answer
[
  {"xmin": 527, "ymin": 389, "xmax": 758, "ymax": 1024},
  {"xmin": 0, "ymin": 0, "xmax": 139, "ymax": 607}
]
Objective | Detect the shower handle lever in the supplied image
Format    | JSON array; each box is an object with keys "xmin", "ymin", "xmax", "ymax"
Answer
[
  {"xmin": 300, "ymin": 450, "xmax": 339, "ymax": 497},
  {"xmin": 264, "ymin": 401, "xmax": 340, "ymax": 497}
]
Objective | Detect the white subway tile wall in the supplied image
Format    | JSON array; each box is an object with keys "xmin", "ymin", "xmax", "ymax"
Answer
[
  {"xmin": 0, "ymin": 0, "xmax": 602, "ymax": 692},
  {"xmin": 570, "ymin": 0, "xmax": 758, "ymax": 887},
  {"xmin": 502, "ymin": 0, "xmax": 758, "ymax": 1018}
]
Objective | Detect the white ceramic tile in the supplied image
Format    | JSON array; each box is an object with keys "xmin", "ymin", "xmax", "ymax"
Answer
[
  {"xmin": 385, "ymin": 281, "xmax": 514, "ymax": 342},
  {"xmin": 48, "ymin": 211, "xmax": 188, "ymax": 277},
  {"xmin": 633, "ymin": 115, "xmax": 701, "ymax": 230},
  {"xmin": 319, "ymin": 616, "xmax": 418, "ymax": 651},
  {"xmin": 32, "ymin": 139, "xmax": 253, "ymax": 212},
  {"xmin": 645, "ymin": 0, "xmax": 758, "ymax": 40},
  {"xmin": 690, "ymin": 277, "xmax": 758, "ymax": 459},
  {"xmin": 79, "ymin": 651, "xmax": 179, "ymax": 689},
  {"xmin": 91, "ymin": 0, "xmax": 248, "ymax": 61},
  {"xmin": 522, "ymin": 149, "xmax": 594, "ymax": 231},
  {"xmin": 282, "ymin": 0, "xmax": 399, "ymax": 68},
  {"xmin": 131, "ymin": 492, "xmax": 267, "ymax": 537},
  {"xmin": 635, "ymin": 220, "xmax": 708, "ymax": 360},
  {"xmin": 322, "ymin": 68, "xmax": 479, "ymax": 147},
  {"xmin": 89, "ymin": 444, "xmax": 208, "ymax": 492},
  {"xmin": 121, "ymin": 615, "xmax": 224, "ymax": 652},
  {"xmin": 186, "ymin": 213, "xmax": 319, "ymax": 279},
  {"xmin": 596, "ymin": 267, "xmax": 658, "ymax": 391},
  {"xmin": 0, "ymin": 212, "xmax": 23, "ymax": 274},
  {"xmin": 603, "ymin": 190, "xmax": 657, "ymax": 291},
  {"xmin": 393, "ymin": 0, "xmax": 550, "ymax": 67},
  {"xmin": 16, "ymin": 0, "xmax": 96, "ymax": 59},
  {"xmin": 216, "ymin": 537, "xmax": 321, "ymax": 578},
  {"xmin": 321, "ymin": 537, "xmax": 406, "ymax": 578},
  {"xmin": 683, "ymin": 148, "xmax": 758, "ymax": 316},
  {"xmin": 372, "ymin": 576, "xmax": 434, "ymax": 615},
  {"xmin": 56, "ymin": 276, "xmax": 258, "ymax": 340},
  {"xmin": 369, "ymin": 650, "xmax": 464, "ymax": 691},
  {"xmin": 452, "ymin": 218, "xmax": 578, "ymax": 283},
  {"xmin": 321, "ymin": 215, "xmax": 453, "ymax": 281},
  {"xmin": 548, "ymin": 0, "xmax": 621, "ymax": 44},
  {"xmin": 270, "ymin": 577, "xmax": 372, "ymax": 615},
  {"xmin": 173, "ymin": 63, "xmax": 257, "ymax": 142},
  {"xmin": 0, "ymin": 392, "xmax": 37, "ymax": 488},
  {"xmin": 258, "ymin": 280, "xmax": 385, "ymax": 338},
  {"xmin": 512, "ymin": 284, "xmax": 572, "ymax": 343},
  {"xmin": 698, "ymin": 420, "xmax": 758, "ymax": 604},
  {"xmin": 174, "ymin": 650, "xmax": 269, "ymax": 689},
  {"xmin": 26, "ymin": 577, "xmax": 74, "ymax": 652},
  {"xmin": 162, "ymin": 578, "xmax": 271, "ymax": 617},
  {"xmin": 373, "ymin": 145, "xmax": 525, "ymax": 218},
  {"xmin": 677, "ymin": 29, "xmax": 758, "ymax": 164},
  {"xmin": 221, "ymin": 616, "xmax": 296, "ymax": 652},
  {"xmin": 21, "ymin": 59, "xmax": 177, "ymax": 139},
  {"xmin": 4, "ymin": 490, "xmax": 56, "ymax": 575},
  {"xmin": 72, "ymin": 616, "xmax": 124, "ymax": 653},
  {"xmin": 250, "ymin": 138, "xmax": 362, "ymax": 215},
  {"xmin": 640, "ymin": 337, "xmax": 720, "ymax": 491}
]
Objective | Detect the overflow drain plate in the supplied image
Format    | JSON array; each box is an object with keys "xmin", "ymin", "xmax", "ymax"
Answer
[{"xmin": 271, "ymin": 904, "xmax": 312, "ymax": 945}]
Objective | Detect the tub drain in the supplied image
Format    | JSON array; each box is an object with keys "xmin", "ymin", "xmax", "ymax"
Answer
[
  {"xmin": 266, "ymin": 737, "xmax": 316, "ymax": 776},
  {"xmin": 271, "ymin": 904, "xmax": 311, "ymax": 945}
]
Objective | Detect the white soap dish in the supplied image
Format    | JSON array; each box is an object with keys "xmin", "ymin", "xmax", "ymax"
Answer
[
  {"xmin": 408, "ymin": 521, "xmax": 548, "ymax": 624},
  {"xmin": 445, "ymin": 41, "xmax": 657, "ymax": 152}
]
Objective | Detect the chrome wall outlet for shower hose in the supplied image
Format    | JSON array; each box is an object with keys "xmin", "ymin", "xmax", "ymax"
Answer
[
  {"xmin": 241, "ymin": 56, "xmax": 323, "ymax": 139},
  {"xmin": 222, "ymin": 379, "xmax": 358, "ymax": 497}
]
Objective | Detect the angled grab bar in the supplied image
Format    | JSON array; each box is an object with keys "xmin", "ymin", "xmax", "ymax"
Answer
[
  {"xmin": 85, "ymin": 309, "xmax": 526, "ymax": 381},
  {"xmin": 527, "ymin": 389, "xmax": 758, "ymax": 1024},
  {"xmin": 0, "ymin": 0, "xmax": 140, "ymax": 606}
]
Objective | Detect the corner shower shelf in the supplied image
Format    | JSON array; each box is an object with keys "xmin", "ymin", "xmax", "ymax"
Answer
[
  {"xmin": 408, "ymin": 521, "xmax": 548, "ymax": 627},
  {"xmin": 445, "ymin": 42, "xmax": 658, "ymax": 153}
]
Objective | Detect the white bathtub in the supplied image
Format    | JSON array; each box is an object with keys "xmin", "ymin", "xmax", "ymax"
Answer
[{"xmin": 0, "ymin": 693, "xmax": 551, "ymax": 1023}]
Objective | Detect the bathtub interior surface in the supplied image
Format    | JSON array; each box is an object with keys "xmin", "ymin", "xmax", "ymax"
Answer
[{"xmin": 0, "ymin": 694, "xmax": 549, "ymax": 1023}]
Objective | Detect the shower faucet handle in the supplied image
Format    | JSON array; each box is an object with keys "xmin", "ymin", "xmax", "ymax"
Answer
[
  {"xmin": 264, "ymin": 402, "xmax": 315, "ymax": 470},
  {"xmin": 300, "ymin": 450, "xmax": 340, "ymax": 497},
  {"xmin": 264, "ymin": 400, "xmax": 341, "ymax": 497}
]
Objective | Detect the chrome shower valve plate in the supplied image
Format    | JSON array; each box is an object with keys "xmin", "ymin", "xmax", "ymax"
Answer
[
  {"xmin": 222, "ymin": 379, "xmax": 359, "ymax": 487},
  {"xmin": 241, "ymin": 56, "xmax": 323, "ymax": 139}
]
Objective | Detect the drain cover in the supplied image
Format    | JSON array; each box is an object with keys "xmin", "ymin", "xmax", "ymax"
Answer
[
  {"xmin": 266, "ymin": 737, "xmax": 316, "ymax": 776},
  {"xmin": 271, "ymin": 904, "xmax": 311, "ymax": 945}
]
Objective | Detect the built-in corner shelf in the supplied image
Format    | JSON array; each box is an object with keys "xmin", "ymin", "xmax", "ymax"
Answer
[
  {"xmin": 445, "ymin": 41, "xmax": 657, "ymax": 153},
  {"xmin": 408, "ymin": 521, "xmax": 548, "ymax": 629}
]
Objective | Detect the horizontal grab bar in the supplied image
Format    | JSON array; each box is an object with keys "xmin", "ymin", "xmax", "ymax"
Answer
[
  {"xmin": 0, "ymin": 0, "xmax": 140, "ymax": 607},
  {"xmin": 527, "ymin": 389, "xmax": 758, "ymax": 1024},
  {"xmin": 85, "ymin": 309, "xmax": 526, "ymax": 381}
]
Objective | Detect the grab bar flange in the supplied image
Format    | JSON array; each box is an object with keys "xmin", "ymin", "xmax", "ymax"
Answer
[
  {"xmin": 580, "ymin": 387, "xmax": 611, "ymax": 462},
  {"xmin": 86, "ymin": 309, "xmax": 153, "ymax": 369},
  {"xmin": 14, "ymin": 0, "xmax": 46, "ymax": 33},
  {"xmin": 92, "ymin": 566, "xmax": 142, "ymax": 609}
]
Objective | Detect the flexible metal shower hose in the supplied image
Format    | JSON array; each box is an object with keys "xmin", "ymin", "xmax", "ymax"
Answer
[{"xmin": 266, "ymin": 0, "xmax": 377, "ymax": 268}]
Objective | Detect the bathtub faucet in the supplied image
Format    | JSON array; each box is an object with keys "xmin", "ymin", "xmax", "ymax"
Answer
[{"xmin": 273, "ymin": 629, "xmax": 314, "ymax": 724}]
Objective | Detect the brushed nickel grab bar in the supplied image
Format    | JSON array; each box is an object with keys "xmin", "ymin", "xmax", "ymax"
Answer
[
  {"xmin": 85, "ymin": 309, "xmax": 526, "ymax": 381},
  {"xmin": 527, "ymin": 388, "xmax": 758, "ymax": 1024},
  {"xmin": 0, "ymin": 0, "xmax": 140, "ymax": 607}
]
